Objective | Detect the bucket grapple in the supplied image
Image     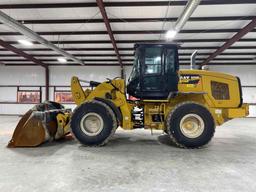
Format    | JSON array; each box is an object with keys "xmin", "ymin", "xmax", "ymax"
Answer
[{"xmin": 8, "ymin": 101, "xmax": 71, "ymax": 147}]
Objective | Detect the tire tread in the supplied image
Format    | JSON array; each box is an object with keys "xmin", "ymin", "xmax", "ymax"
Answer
[
  {"xmin": 166, "ymin": 101, "xmax": 215, "ymax": 149},
  {"xmin": 70, "ymin": 100, "xmax": 117, "ymax": 146}
]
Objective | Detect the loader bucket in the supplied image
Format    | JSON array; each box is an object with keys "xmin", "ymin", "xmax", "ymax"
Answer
[
  {"xmin": 7, "ymin": 110, "xmax": 46, "ymax": 147},
  {"xmin": 7, "ymin": 101, "xmax": 70, "ymax": 148}
]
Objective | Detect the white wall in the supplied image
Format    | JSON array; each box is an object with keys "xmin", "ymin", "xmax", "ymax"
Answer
[
  {"xmin": 0, "ymin": 66, "xmax": 121, "ymax": 115},
  {"xmin": 49, "ymin": 66, "xmax": 121, "ymax": 85},
  {"xmin": 0, "ymin": 66, "xmax": 44, "ymax": 115},
  {"xmin": 0, "ymin": 66, "xmax": 45, "ymax": 86},
  {"xmin": 0, "ymin": 65, "xmax": 255, "ymax": 117}
]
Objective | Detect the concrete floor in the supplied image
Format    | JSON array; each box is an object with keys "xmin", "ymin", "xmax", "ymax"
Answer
[{"xmin": 0, "ymin": 116, "xmax": 256, "ymax": 192}]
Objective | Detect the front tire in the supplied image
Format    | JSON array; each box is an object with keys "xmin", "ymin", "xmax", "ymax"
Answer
[
  {"xmin": 166, "ymin": 102, "xmax": 215, "ymax": 148},
  {"xmin": 71, "ymin": 100, "xmax": 117, "ymax": 146}
]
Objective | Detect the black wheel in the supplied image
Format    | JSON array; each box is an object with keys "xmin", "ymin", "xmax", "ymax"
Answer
[
  {"xmin": 71, "ymin": 100, "xmax": 117, "ymax": 146},
  {"xmin": 166, "ymin": 102, "xmax": 215, "ymax": 148}
]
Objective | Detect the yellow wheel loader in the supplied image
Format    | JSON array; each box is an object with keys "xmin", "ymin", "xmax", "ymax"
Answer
[{"xmin": 8, "ymin": 43, "xmax": 249, "ymax": 148}]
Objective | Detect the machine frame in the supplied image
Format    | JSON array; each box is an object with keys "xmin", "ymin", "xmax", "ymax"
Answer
[{"xmin": 71, "ymin": 69, "xmax": 249, "ymax": 132}]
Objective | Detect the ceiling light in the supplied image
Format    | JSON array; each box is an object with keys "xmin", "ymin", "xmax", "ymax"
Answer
[
  {"xmin": 18, "ymin": 39, "xmax": 33, "ymax": 46},
  {"xmin": 166, "ymin": 30, "xmax": 177, "ymax": 39},
  {"xmin": 57, "ymin": 57, "xmax": 67, "ymax": 63}
]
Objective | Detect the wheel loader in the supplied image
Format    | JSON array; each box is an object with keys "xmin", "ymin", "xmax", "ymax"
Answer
[{"xmin": 8, "ymin": 43, "xmax": 249, "ymax": 148}]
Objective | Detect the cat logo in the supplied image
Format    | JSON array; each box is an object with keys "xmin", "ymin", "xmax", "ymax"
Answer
[{"xmin": 179, "ymin": 74, "xmax": 200, "ymax": 84}]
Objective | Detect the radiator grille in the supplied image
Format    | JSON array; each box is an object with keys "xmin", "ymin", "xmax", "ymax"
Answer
[{"xmin": 211, "ymin": 81, "xmax": 230, "ymax": 100}]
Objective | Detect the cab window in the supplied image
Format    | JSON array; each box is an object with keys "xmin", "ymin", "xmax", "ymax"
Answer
[
  {"xmin": 129, "ymin": 50, "xmax": 140, "ymax": 82},
  {"xmin": 165, "ymin": 48, "xmax": 176, "ymax": 73},
  {"xmin": 144, "ymin": 47, "xmax": 162, "ymax": 75}
]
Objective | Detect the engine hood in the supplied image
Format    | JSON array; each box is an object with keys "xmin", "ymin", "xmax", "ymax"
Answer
[{"xmin": 179, "ymin": 69, "xmax": 237, "ymax": 81}]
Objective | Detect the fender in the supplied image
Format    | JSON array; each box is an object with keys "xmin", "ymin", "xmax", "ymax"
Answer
[{"xmin": 94, "ymin": 97, "xmax": 123, "ymax": 125}]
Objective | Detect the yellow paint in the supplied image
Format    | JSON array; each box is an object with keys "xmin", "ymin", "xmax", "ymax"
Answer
[
  {"xmin": 56, "ymin": 112, "xmax": 71, "ymax": 135},
  {"xmin": 70, "ymin": 76, "xmax": 87, "ymax": 105},
  {"xmin": 227, "ymin": 104, "xmax": 249, "ymax": 118},
  {"xmin": 70, "ymin": 69, "xmax": 249, "ymax": 131}
]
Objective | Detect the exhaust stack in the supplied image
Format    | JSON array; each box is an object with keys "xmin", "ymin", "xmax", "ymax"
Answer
[{"xmin": 190, "ymin": 50, "xmax": 198, "ymax": 70}]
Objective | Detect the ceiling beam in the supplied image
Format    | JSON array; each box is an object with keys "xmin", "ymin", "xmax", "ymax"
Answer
[
  {"xmin": 3, "ymin": 16, "xmax": 253, "ymax": 25},
  {"xmin": 96, "ymin": 0, "xmax": 124, "ymax": 77},
  {"xmin": 0, "ymin": 54, "xmax": 128, "ymax": 57},
  {"xmin": 0, "ymin": 52, "xmax": 255, "ymax": 57},
  {"xmin": 1, "ymin": 29, "xmax": 255, "ymax": 36},
  {"xmin": 1, "ymin": 58, "xmax": 254, "ymax": 63},
  {"xmin": 0, "ymin": 0, "xmax": 255, "ymax": 9},
  {"xmin": 4, "ymin": 62, "xmax": 256, "ymax": 67},
  {"xmin": 4, "ymin": 63, "xmax": 131, "ymax": 66},
  {"xmin": 0, "ymin": 38, "xmax": 50, "ymax": 99},
  {"xmin": 0, "ymin": 46, "xmax": 255, "ymax": 52},
  {"xmin": 201, "ymin": 18, "xmax": 256, "ymax": 66},
  {"xmin": 7, "ymin": 48, "xmax": 118, "ymax": 51},
  {"xmin": 0, "ymin": 10, "xmax": 84, "ymax": 65},
  {"xmin": 0, "ymin": 38, "xmax": 46, "ymax": 68},
  {"xmin": 181, "ymin": 46, "xmax": 256, "ymax": 50},
  {"xmin": 3, "ymin": 38, "xmax": 256, "ymax": 45}
]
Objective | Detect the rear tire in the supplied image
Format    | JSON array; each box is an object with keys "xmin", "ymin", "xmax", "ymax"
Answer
[
  {"xmin": 71, "ymin": 100, "xmax": 117, "ymax": 146},
  {"xmin": 166, "ymin": 102, "xmax": 215, "ymax": 148}
]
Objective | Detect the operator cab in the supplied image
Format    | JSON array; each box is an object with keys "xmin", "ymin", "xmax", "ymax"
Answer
[{"xmin": 127, "ymin": 43, "xmax": 179, "ymax": 99}]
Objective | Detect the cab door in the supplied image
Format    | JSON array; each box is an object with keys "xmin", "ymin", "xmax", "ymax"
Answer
[{"xmin": 141, "ymin": 46, "xmax": 166, "ymax": 99}]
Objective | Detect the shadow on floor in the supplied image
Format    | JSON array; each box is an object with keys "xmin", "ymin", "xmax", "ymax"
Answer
[
  {"xmin": 157, "ymin": 134, "xmax": 180, "ymax": 147},
  {"xmin": 76, "ymin": 133, "xmax": 182, "ymax": 153},
  {"xmin": 7, "ymin": 132, "xmax": 256, "ymax": 157},
  {"xmin": 6, "ymin": 135, "xmax": 76, "ymax": 157}
]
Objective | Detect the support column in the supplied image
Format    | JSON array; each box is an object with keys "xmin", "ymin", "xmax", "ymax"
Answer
[
  {"xmin": 45, "ymin": 66, "xmax": 49, "ymax": 101},
  {"xmin": 96, "ymin": 0, "xmax": 124, "ymax": 78},
  {"xmin": 121, "ymin": 67, "xmax": 124, "ymax": 79}
]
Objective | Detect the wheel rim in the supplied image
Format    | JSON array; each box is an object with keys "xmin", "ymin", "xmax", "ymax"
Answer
[
  {"xmin": 179, "ymin": 114, "xmax": 205, "ymax": 139},
  {"xmin": 80, "ymin": 112, "xmax": 104, "ymax": 136}
]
